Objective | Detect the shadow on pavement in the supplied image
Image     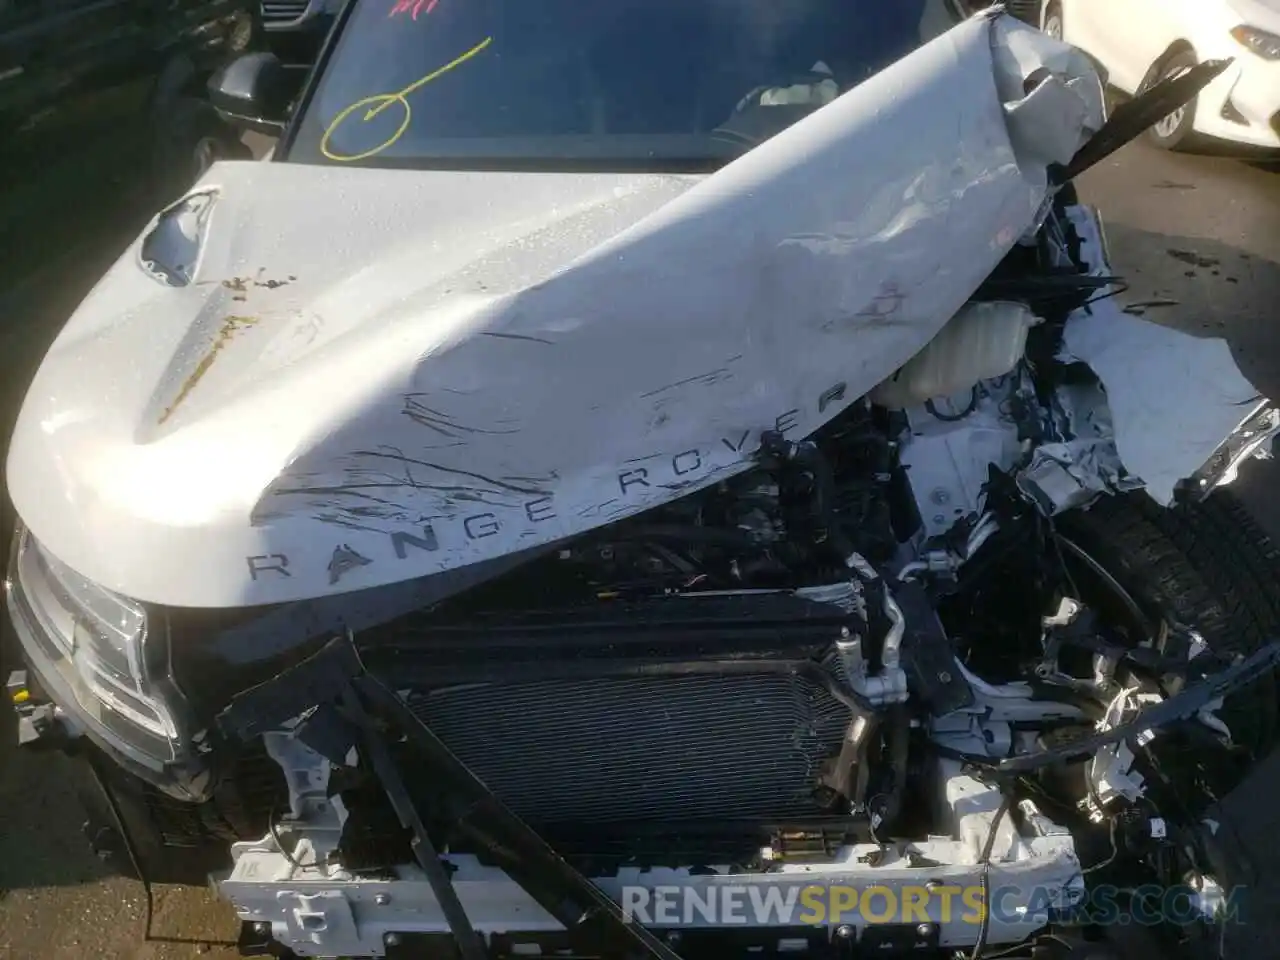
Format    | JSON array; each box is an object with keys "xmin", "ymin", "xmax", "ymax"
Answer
[
  {"xmin": 1242, "ymin": 158, "xmax": 1280, "ymax": 176},
  {"xmin": 1175, "ymin": 137, "xmax": 1280, "ymax": 172},
  {"xmin": 0, "ymin": 709, "xmax": 114, "ymax": 892},
  {"xmin": 0, "ymin": 191, "xmax": 164, "ymax": 896}
]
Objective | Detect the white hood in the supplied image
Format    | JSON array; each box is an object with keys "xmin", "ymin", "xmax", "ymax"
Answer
[{"xmin": 6, "ymin": 14, "xmax": 1104, "ymax": 607}]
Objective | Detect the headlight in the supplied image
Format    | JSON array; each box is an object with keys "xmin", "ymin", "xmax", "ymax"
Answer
[
  {"xmin": 8, "ymin": 529, "xmax": 180, "ymax": 762},
  {"xmin": 1231, "ymin": 25, "xmax": 1280, "ymax": 60}
]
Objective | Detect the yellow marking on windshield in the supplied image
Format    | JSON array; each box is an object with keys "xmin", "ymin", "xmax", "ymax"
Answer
[{"xmin": 320, "ymin": 36, "xmax": 493, "ymax": 163}]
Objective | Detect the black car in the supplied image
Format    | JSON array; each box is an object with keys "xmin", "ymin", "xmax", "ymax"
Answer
[
  {"xmin": 258, "ymin": 0, "xmax": 338, "ymax": 65},
  {"xmin": 0, "ymin": 0, "xmax": 257, "ymax": 304}
]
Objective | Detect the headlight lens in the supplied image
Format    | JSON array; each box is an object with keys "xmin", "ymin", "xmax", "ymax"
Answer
[
  {"xmin": 10, "ymin": 530, "xmax": 179, "ymax": 760},
  {"xmin": 1231, "ymin": 25, "xmax": 1280, "ymax": 60}
]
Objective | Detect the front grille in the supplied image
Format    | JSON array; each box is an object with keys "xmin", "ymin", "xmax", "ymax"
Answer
[
  {"xmin": 261, "ymin": 0, "xmax": 310, "ymax": 23},
  {"xmin": 406, "ymin": 666, "xmax": 851, "ymax": 825},
  {"xmin": 144, "ymin": 786, "xmax": 228, "ymax": 848},
  {"xmin": 143, "ymin": 748, "xmax": 284, "ymax": 848}
]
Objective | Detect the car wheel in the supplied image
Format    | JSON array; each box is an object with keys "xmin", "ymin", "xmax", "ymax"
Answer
[
  {"xmin": 1059, "ymin": 489, "xmax": 1280, "ymax": 761},
  {"xmin": 152, "ymin": 96, "xmax": 252, "ymax": 199},
  {"xmin": 1042, "ymin": 1, "xmax": 1063, "ymax": 40},
  {"xmin": 1145, "ymin": 49, "xmax": 1199, "ymax": 150}
]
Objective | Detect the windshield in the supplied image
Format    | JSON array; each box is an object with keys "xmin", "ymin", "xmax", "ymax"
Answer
[{"xmin": 286, "ymin": 0, "xmax": 960, "ymax": 169}]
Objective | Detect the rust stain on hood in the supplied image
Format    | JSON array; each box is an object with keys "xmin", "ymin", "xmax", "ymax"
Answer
[{"xmin": 158, "ymin": 315, "xmax": 259, "ymax": 425}]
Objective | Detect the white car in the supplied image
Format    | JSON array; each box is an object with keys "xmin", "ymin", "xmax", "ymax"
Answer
[
  {"xmin": 1031, "ymin": 0, "xmax": 1280, "ymax": 149},
  {"xmin": 8, "ymin": 6, "xmax": 1280, "ymax": 959}
]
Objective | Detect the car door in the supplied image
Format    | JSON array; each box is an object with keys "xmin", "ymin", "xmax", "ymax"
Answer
[{"xmin": 1061, "ymin": 0, "xmax": 1184, "ymax": 93}]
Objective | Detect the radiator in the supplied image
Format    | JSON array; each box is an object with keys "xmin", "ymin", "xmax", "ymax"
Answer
[{"xmin": 405, "ymin": 668, "xmax": 851, "ymax": 825}]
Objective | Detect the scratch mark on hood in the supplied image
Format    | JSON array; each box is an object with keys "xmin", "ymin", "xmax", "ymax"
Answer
[
  {"xmin": 501, "ymin": 471, "xmax": 560, "ymax": 483},
  {"xmin": 158, "ymin": 315, "xmax": 258, "ymax": 425},
  {"xmin": 481, "ymin": 331, "xmax": 555, "ymax": 345},
  {"xmin": 639, "ymin": 366, "xmax": 736, "ymax": 399},
  {"xmin": 346, "ymin": 448, "xmax": 551, "ymax": 495},
  {"xmin": 273, "ymin": 481, "xmax": 508, "ymax": 499},
  {"xmin": 854, "ymin": 282, "xmax": 908, "ymax": 323},
  {"xmin": 313, "ymin": 513, "xmax": 391, "ymax": 534},
  {"xmin": 271, "ymin": 484, "xmax": 412, "ymax": 504},
  {"xmin": 403, "ymin": 394, "xmax": 521, "ymax": 436}
]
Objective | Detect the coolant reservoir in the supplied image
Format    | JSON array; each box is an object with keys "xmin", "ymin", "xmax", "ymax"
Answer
[{"xmin": 870, "ymin": 300, "xmax": 1037, "ymax": 409}]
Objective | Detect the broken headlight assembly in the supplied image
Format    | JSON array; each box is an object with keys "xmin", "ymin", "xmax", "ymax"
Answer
[{"xmin": 5, "ymin": 526, "xmax": 184, "ymax": 770}]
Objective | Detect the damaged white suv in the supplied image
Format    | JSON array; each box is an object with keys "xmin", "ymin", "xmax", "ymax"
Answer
[{"xmin": 6, "ymin": 2, "xmax": 1280, "ymax": 959}]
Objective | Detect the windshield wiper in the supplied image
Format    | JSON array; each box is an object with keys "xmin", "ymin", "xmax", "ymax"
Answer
[{"xmin": 1058, "ymin": 58, "xmax": 1233, "ymax": 182}]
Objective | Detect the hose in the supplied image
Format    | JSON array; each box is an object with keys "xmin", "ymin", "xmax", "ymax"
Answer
[
  {"xmin": 970, "ymin": 791, "xmax": 1014, "ymax": 959},
  {"xmin": 881, "ymin": 590, "xmax": 905, "ymax": 671}
]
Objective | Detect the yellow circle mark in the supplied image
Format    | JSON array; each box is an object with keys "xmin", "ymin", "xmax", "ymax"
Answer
[{"xmin": 320, "ymin": 35, "xmax": 493, "ymax": 162}]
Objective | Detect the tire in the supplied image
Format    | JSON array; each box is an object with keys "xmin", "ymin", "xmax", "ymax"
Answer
[
  {"xmin": 1144, "ymin": 49, "xmax": 1199, "ymax": 150},
  {"xmin": 1042, "ymin": 2, "xmax": 1063, "ymax": 41},
  {"xmin": 152, "ymin": 96, "xmax": 252, "ymax": 200},
  {"xmin": 1059, "ymin": 489, "xmax": 1280, "ymax": 759}
]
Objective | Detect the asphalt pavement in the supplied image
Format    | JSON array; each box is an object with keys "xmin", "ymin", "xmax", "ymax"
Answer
[{"xmin": 0, "ymin": 138, "xmax": 1278, "ymax": 958}]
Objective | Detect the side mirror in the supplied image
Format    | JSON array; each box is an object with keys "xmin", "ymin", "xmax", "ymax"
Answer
[{"xmin": 208, "ymin": 53, "xmax": 299, "ymax": 135}]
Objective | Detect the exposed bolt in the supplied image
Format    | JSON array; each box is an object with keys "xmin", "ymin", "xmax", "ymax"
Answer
[
  {"xmin": 375, "ymin": 893, "xmax": 391, "ymax": 906},
  {"xmin": 938, "ymin": 670, "xmax": 951, "ymax": 683},
  {"xmin": 925, "ymin": 879, "xmax": 945, "ymax": 892},
  {"xmin": 933, "ymin": 514, "xmax": 946, "ymax": 525},
  {"xmin": 254, "ymin": 922, "xmax": 270, "ymax": 934},
  {"xmin": 385, "ymin": 932, "xmax": 401, "ymax": 946},
  {"xmin": 930, "ymin": 488, "xmax": 951, "ymax": 505},
  {"xmin": 917, "ymin": 922, "xmax": 936, "ymax": 938},
  {"xmin": 666, "ymin": 931, "xmax": 682, "ymax": 945},
  {"xmin": 835, "ymin": 924, "xmax": 855, "ymax": 939}
]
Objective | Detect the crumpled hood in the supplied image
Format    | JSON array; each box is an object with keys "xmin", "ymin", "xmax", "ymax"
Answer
[{"xmin": 6, "ymin": 13, "xmax": 1105, "ymax": 607}]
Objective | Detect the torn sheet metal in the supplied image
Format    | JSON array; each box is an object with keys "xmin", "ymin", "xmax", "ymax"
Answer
[
  {"xmin": 1056, "ymin": 203, "xmax": 1270, "ymax": 507},
  {"xmin": 1017, "ymin": 442, "xmax": 1121, "ymax": 516},
  {"xmin": 988, "ymin": 18, "xmax": 1105, "ymax": 170},
  {"xmin": 1182, "ymin": 401, "xmax": 1280, "ymax": 498},
  {"xmin": 1016, "ymin": 378, "xmax": 1138, "ymax": 516},
  {"xmin": 1061, "ymin": 304, "xmax": 1265, "ymax": 506},
  {"xmin": 6, "ymin": 13, "xmax": 1104, "ymax": 607}
]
